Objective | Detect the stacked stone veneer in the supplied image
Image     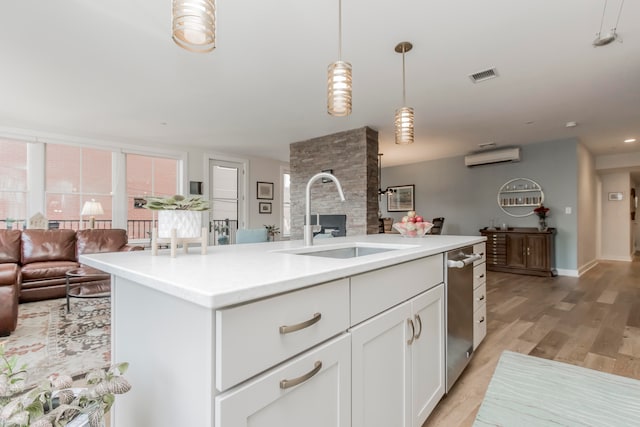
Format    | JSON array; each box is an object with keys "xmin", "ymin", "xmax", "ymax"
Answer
[{"xmin": 290, "ymin": 126, "xmax": 379, "ymax": 239}]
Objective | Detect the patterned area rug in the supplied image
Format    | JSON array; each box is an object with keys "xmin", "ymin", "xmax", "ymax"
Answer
[{"xmin": 1, "ymin": 298, "xmax": 111, "ymax": 387}]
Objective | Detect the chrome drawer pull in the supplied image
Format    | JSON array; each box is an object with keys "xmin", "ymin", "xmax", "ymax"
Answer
[
  {"xmin": 279, "ymin": 312, "xmax": 322, "ymax": 334},
  {"xmin": 407, "ymin": 318, "xmax": 416, "ymax": 345},
  {"xmin": 478, "ymin": 316, "xmax": 485, "ymax": 324},
  {"xmin": 414, "ymin": 314, "xmax": 423, "ymax": 340},
  {"xmin": 280, "ymin": 361, "xmax": 322, "ymax": 389}
]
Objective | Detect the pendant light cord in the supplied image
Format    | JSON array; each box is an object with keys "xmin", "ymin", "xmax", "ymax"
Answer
[
  {"xmin": 338, "ymin": 0, "xmax": 342, "ymax": 60},
  {"xmin": 598, "ymin": 0, "xmax": 626, "ymax": 34},
  {"xmin": 614, "ymin": 0, "xmax": 625, "ymax": 30},
  {"xmin": 402, "ymin": 46, "xmax": 407, "ymax": 106},
  {"xmin": 597, "ymin": 0, "xmax": 608, "ymax": 35}
]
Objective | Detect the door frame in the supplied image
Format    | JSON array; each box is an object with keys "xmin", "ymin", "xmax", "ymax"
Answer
[{"xmin": 204, "ymin": 152, "xmax": 248, "ymax": 245}]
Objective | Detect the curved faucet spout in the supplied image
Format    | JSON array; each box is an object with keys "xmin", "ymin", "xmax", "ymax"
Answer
[{"xmin": 305, "ymin": 172, "xmax": 346, "ymax": 246}]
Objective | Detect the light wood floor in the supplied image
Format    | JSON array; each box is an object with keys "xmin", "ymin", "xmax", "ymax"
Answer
[{"xmin": 424, "ymin": 257, "xmax": 640, "ymax": 427}]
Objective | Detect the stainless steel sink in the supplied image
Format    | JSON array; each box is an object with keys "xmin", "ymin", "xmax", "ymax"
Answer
[{"xmin": 279, "ymin": 243, "xmax": 417, "ymax": 259}]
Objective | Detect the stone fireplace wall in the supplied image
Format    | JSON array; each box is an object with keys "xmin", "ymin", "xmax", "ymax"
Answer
[{"xmin": 290, "ymin": 126, "xmax": 379, "ymax": 239}]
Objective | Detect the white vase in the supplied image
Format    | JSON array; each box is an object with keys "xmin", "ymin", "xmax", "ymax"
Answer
[{"xmin": 158, "ymin": 210, "xmax": 202, "ymax": 239}]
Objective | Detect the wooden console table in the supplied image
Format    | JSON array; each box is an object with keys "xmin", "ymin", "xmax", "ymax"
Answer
[{"xmin": 480, "ymin": 227, "xmax": 556, "ymax": 277}]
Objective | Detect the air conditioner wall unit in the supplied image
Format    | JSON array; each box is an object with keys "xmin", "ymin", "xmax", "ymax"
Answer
[{"xmin": 464, "ymin": 147, "xmax": 521, "ymax": 167}]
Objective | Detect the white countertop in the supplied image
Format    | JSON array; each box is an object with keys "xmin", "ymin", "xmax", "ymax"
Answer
[{"xmin": 79, "ymin": 234, "xmax": 485, "ymax": 309}]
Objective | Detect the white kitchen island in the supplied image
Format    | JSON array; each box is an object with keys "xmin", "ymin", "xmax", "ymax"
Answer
[{"xmin": 80, "ymin": 234, "xmax": 485, "ymax": 427}]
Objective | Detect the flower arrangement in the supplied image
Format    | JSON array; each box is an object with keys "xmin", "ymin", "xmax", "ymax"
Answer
[
  {"xmin": 533, "ymin": 204, "xmax": 550, "ymax": 231},
  {"xmin": 533, "ymin": 204, "xmax": 550, "ymax": 219}
]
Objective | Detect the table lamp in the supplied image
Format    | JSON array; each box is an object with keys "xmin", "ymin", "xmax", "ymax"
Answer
[{"xmin": 81, "ymin": 199, "xmax": 104, "ymax": 229}]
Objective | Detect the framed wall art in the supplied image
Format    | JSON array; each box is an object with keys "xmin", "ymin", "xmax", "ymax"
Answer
[
  {"xmin": 387, "ymin": 185, "xmax": 415, "ymax": 212},
  {"xmin": 257, "ymin": 181, "xmax": 274, "ymax": 200},
  {"xmin": 259, "ymin": 202, "xmax": 272, "ymax": 214}
]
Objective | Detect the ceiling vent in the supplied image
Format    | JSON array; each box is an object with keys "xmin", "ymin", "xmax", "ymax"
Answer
[
  {"xmin": 464, "ymin": 147, "xmax": 521, "ymax": 167},
  {"xmin": 469, "ymin": 68, "xmax": 499, "ymax": 83}
]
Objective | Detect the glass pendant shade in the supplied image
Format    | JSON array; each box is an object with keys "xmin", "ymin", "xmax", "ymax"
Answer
[
  {"xmin": 327, "ymin": 61, "xmax": 353, "ymax": 116},
  {"xmin": 395, "ymin": 106, "xmax": 415, "ymax": 145},
  {"xmin": 172, "ymin": 0, "xmax": 216, "ymax": 53}
]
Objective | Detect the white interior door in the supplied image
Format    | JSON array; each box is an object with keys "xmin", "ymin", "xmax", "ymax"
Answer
[{"xmin": 209, "ymin": 159, "xmax": 245, "ymax": 244}]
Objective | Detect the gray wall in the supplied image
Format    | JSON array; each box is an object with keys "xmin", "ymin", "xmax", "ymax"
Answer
[{"xmin": 381, "ymin": 139, "xmax": 579, "ymax": 271}]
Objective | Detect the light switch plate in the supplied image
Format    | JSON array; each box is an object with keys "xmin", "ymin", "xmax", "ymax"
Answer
[{"xmin": 565, "ymin": 207, "xmax": 572, "ymax": 214}]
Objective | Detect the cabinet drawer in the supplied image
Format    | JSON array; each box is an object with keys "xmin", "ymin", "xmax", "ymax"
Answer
[
  {"xmin": 351, "ymin": 255, "xmax": 443, "ymax": 326},
  {"xmin": 473, "ymin": 263, "xmax": 486, "ymax": 288},
  {"xmin": 473, "ymin": 303, "xmax": 487, "ymax": 350},
  {"xmin": 216, "ymin": 278, "xmax": 350, "ymax": 392},
  {"xmin": 473, "ymin": 243, "xmax": 486, "ymax": 266},
  {"xmin": 473, "ymin": 283, "xmax": 486, "ymax": 311},
  {"xmin": 215, "ymin": 333, "xmax": 351, "ymax": 427}
]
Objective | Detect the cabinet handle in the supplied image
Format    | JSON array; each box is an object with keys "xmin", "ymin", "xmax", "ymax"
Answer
[
  {"xmin": 414, "ymin": 314, "xmax": 423, "ymax": 340},
  {"xmin": 407, "ymin": 318, "xmax": 416, "ymax": 345},
  {"xmin": 477, "ymin": 274, "xmax": 485, "ymax": 279},
  {"xmin": 478, "ymin": 316, "xmax": 485, "ymax": 324},
  {"xmin": 527, "ymin": 247, "xmax": 530, "ymax": 256},
  {"xmin": 279, "ymin": 312, "xmax": 322, "ymax": 334},
  {"xmin": 478, "ymin": 295, "xmax": 485, "ymax": 302},
  {"xmin": 279, "ymin": 361, "xmax": 322, "ymax": 389}
]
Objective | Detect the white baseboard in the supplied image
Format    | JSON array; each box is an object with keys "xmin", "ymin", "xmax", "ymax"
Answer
[
  {"xmin": 556, "ymin": 268, "xmax": 579, "ymax": 277},
  {"xmin": 577, "ymin": 259, "xmax": 598, "ymax": 276},
  {"xmin": 599, "ymin": 254, "xmax": 633, "ymax": 262}
]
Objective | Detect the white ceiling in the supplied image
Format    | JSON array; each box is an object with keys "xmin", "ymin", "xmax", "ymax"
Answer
[{"xmin": 1, "ymin": 0, "xmax": 639, "ymax": 167}]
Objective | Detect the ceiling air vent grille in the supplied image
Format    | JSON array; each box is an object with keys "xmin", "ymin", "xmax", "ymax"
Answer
[{"xmin": 469, "ymin": 68, "xmax": 498, "ymax": 83}]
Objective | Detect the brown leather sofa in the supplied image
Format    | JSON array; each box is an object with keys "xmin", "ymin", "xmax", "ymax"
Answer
[{"xmin": 0, "ymin": 228, "xmax": 143, "ymax": 336}]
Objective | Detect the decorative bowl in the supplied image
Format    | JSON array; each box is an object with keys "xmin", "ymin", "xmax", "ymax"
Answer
[{"xmin": 392, "ymin": 221, "xmax": 433, "ymax": 237}]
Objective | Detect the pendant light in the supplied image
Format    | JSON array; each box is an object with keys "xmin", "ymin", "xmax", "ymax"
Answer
[
  {"xmin": 327, "ymin": 0, "xmax": 352, "ymax": 116},
  {"xmin": 172, "ymin": 0, "xmax": 216, "ymax": 53},
  {"xmin": 394, "ymin": 42, "xmax": 414, "ymax": 145}
]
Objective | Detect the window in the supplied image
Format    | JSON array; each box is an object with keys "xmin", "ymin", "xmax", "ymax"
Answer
[
  {"xmin": 282, "ymin": 171, "xmax": 291, "ymax": 237},
  {"xmin": 46, "ymin": 145, "xmax": 112, "ymax": 230},
  {"xmin": 0, "ymin": 139, "xmax": 27, "ymax": 229},
  {"xmin": 126, "ymin": 154, "xmax": 178, "ymax": 240}
]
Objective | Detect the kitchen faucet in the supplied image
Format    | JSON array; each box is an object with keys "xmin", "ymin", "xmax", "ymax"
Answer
[{"xmin": 304, "ymin": 172, "xmax": 346, "ymax": 246}]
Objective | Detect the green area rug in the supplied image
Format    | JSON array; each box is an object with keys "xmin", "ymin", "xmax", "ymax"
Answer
[{"xmin": 1, "ymin": 298, "xmax": 110, "ymax": 387}]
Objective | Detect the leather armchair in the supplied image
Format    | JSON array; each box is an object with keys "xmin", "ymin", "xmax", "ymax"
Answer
[{"xmin": 0, "ymin": 230, "xmax": 21, "ymax": 336}]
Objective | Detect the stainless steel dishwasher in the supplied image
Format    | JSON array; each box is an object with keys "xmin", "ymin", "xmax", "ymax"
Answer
[{"xmin": 446, "ymin": 245, "xmax": 482, "ymax": 392}]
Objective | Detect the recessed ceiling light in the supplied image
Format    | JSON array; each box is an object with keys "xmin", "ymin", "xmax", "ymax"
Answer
[
  {"xmin": 624, "ymin": 138, "xmax": 637, "ymax": 143},
  {"xmin": 565, "ymin": 121, "xmax": 577, "ymax": 128}
]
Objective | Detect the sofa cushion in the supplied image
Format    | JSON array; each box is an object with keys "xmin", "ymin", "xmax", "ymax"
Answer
[
  {"xmin": 76, "ymin": 229, "xmax": 128, "ymax": 255},
  {"xmin": 21, "ymin": 261, "xmax": 79, "ymax": 282},
  {"xmin": 21, "ymin": 229, "xmax": 77, "ymax": 264},
  {"xmin": 0, "ymin": 230, "xmax": 21, "ymax": 264}
]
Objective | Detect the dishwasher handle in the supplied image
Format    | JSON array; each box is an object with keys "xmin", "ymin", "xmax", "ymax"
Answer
[{"xmin": 447, "ymin": 253, "xmax": 482, "ymax": 269}]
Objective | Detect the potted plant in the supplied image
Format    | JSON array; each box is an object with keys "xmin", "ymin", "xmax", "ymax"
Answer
[
  {"xmin": 214, "ymin": 221, "xmax": 230, "ymax": 245},
  {"xmin": 263, "ymin": 225, "xmax": 280, "ymax": 242},
  {"xmin": 0, "ymin": 345, "xmax": 131, "ymax": 427},
  {"xmin": 144, "ymin": 195, "xmax": 210, "ymax": 239}
]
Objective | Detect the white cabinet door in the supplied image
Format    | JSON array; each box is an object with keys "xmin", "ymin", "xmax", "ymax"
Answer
[
  {"xmin": 215, "ymin": 334, "xmax": 351, "ymax": 427},
  {"xmin": 411, "ymin": 284, "xmax": 445, "ymax": 427},
  {"xmin": 351, "ymin": 300, "xmax": 412, "ymax": 427}
]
